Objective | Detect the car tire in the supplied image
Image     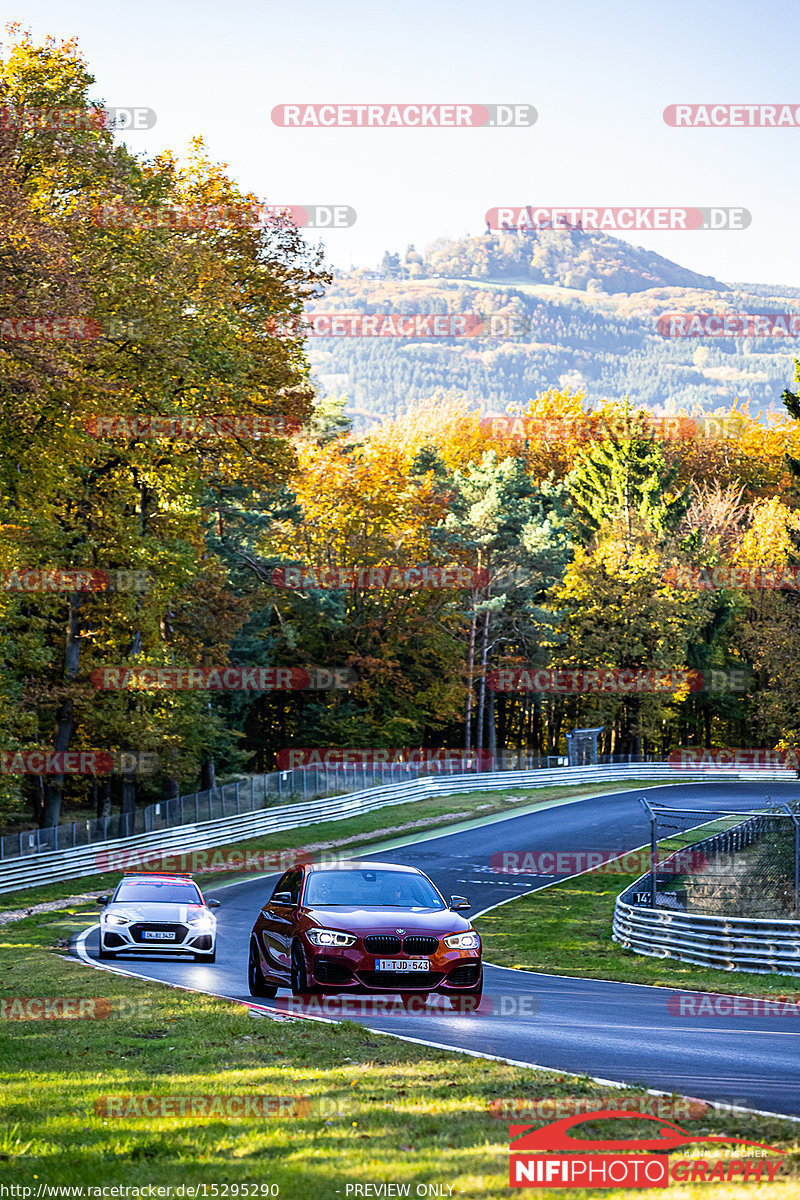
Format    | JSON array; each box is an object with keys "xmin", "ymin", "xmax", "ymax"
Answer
[
  {"xmin": 98, "ymin": 945, "xmax": 116, "ymax": 960},
  {"xmin": 291, "ymin": 942, "xmax": 314, "ymax": 996},
  {"xmin": 194, "ymin": 949, "xmax": 216, "ymax": 963},
  {"xmin": 248, "ymin": 938, "xmax": 277, "ymax": 998}
]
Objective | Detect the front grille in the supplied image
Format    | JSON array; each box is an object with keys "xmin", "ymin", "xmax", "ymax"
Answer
[
  {"xmin": 363, "ymin": 934, "xmax": 401, "ymax": 954},
  {"xmin": 402, "ymin": 936, "xmax": 438, "ymax": 955},
  {"xmin": 315, "ymin": 959, "xmax": 353, "ymax": 984},
  {"xmin": 103, "ymin": 932, "xmax": 125, "ymax": 948},
  {"xmin": 359, "ymin": 971, "xmax": 442, "ymax": 989},
  {"xmin": 129, "ymin": 922, "xmax": 188, "ymax": 944},
  {"xmin": 446, "ymin": 963, "xmax": 481, "ymax": 986}
]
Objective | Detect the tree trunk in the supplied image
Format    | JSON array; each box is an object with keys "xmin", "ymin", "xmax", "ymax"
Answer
[
  {"xmin": 201, "ymin": 758, "xmax": 216, "ymax": 790},
  {"xmin": 95, "ymin": 777, "xmax": 112, "ymax": 819},
  {"xmin": 476, "ymin": 604, "xmax": 491, "ymax": 759},
  {"xmin": 119, "ymin": 756, "xmax": 137, "ymax": 836},
  {"xmin": 40, "ymin": 591, "xmax": 86, "ymax": 828},
  {"xmin": 487, "ymin": 688, "xmax": 497, "ymax": 769},
  {"xmin": 464, "ymin": 590, "xmax": 477, "ymax": 755}
]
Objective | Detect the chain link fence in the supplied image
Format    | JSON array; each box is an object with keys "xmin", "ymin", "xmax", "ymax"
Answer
[{"xmin": 634, "ymin": 799, "xmax": 800, "ymax": 918}]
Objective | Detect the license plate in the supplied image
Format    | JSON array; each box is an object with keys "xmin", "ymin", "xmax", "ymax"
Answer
[
  {"xmin": 375, "ymin": 958, "xmax": 428, "ymax": 971},
  {"xmin": 142, "ymin": 931, "xmax": 176, "ymax": 940}
]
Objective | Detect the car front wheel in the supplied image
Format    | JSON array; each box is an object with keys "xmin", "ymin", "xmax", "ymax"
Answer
[{"xmin": 291, "ymin": 942, "xmax": 314, "ymax": 996}]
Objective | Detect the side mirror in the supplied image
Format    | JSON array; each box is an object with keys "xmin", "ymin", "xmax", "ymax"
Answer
[
  {"xmin": 449, "ymin": 895, "xmax": 470, "ymax": 911},
  {"xmin": 97, "ymin": 896, "xmax": 110, "ymax": 906},
  {"xmin": 206, "ymin": 898, "xmax": 221, "ymax": 909},
  {"xmin": 271, "ymin": 891, "xmax": 295, "ymax": 906}
]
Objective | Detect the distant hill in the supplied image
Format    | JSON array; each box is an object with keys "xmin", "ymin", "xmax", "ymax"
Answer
[{"xmin": 307, "ymin": 230, "xmax": 800, "ymax": 428}]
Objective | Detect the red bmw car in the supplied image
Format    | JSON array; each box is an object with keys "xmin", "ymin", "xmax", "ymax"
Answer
[{"xmin": 247, "ymin": 860, "xmax": 482, "ymax": 1006}]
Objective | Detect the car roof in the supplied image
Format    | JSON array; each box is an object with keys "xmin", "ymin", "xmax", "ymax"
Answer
[
  {"xmin": 305, "ymin": 860, "xmax": 421, "ymax": 874},
  {"xmin": 119, "ymin": 873, "xmax": 197, "ymax": 881}
]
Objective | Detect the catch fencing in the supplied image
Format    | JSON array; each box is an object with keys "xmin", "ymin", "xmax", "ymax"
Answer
[{"xmin": 613, "ymin": 798, "xmax": 800, "ymax": 974}]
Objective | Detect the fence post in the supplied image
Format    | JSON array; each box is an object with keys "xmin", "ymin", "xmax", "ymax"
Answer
[
  {"xmin": 638, "ymin": 797, "xmax": 658, "ymax": 907},
  {"xmin": 236, "ymin": 781, "xmax": 241, "ymax": 813}
]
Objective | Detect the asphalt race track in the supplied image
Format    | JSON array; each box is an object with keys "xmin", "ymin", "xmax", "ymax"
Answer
[{"xmin": 73, "ymin": 781, "xmax": 800, "ymax": 1117}]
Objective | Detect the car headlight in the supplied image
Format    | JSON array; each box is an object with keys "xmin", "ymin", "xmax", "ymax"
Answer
[
  {"xmin": 307, "ymin": 928, "xmax": 357, "ymax": 948},
  {"xmin": 444, "ymin": 931, "xmax": 480, "ymax": 950},
  {"xmin": 188, "ymin": 915, "xmax": 215, "ymax": 931},
  {"xmin": 103, "ymin": 914, "xmax": 130, "ymax": 926}
]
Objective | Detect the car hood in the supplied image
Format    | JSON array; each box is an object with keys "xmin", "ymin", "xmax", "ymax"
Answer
[
  {"xmin": 103, "ymin": 902, "xmax": 210, "ymax": 922},
  {"xmin": 300, "ymin": 906, "xmax": 473, "ymax": 935}
]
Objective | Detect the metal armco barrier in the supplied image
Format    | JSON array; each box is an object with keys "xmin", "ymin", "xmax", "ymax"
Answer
[
  {"xmin": 612, "ymin": 904, "xmax": 800, "ymax": 975},
  {"xmin": 614, "ymin": 804, "xmax": 800, "ymax": 975},
  {"xmin": 0, "ymin": 762, "xmax": 793, "ymax": 897}
]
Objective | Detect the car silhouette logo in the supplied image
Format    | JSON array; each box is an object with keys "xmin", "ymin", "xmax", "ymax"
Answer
[{"xmin": 510, "ymin": 1112, "xmax": 784, "ymax": 1155}]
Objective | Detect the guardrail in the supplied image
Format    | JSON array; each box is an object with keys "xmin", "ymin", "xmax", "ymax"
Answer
[
  {"xmin": 0, "ymin": 751, "xmax": 664, "ymax": 860},
  {"xmin": 0, "ymin": 762, "xmax": 793, "ymax": 897},
  {"xmin": 613, "ymin": 805, "xmax": 800, "ymax": 976},
  {"xmin": 612, "ymin": 904, "xmax": 800, "ymax": 975}
]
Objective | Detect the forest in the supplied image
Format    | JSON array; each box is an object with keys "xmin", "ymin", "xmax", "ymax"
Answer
[{"xmin": 3, "ymin": 33, "xmax": 800, "ymax": 836}]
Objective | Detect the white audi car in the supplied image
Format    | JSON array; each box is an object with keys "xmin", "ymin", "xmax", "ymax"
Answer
[{"xmin": 97, "ymin": 873, "xmax": 220, "ymax": 962}]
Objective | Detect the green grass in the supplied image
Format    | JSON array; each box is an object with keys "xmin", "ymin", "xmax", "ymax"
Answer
[
  {"xmin": 475, "ymin": 865, "xmax": 800, "ymax": 998},
  {"xmin": 0, "ymin": 904, "xmax": 798, "ymax": 1197},
  {"xmin": 0, "ymin": 778, "xmax": 669, "ymax": 912}
]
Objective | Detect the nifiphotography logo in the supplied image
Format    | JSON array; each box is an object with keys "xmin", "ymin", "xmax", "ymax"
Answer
[{"xmin": 508, "ymin": 1110, "xmax": 784, "ymax": 1188}]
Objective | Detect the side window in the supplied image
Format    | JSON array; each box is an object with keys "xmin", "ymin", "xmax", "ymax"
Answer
[
  {"xmin": 271, "ymin": 870, "xmax": 294, "ymax": 901},
  {"xmin": 271, "ymin": 868, "xmax": 302, "ymax": 904},
  {"xmin": 285, "ymin": 869, "xmax": 303, "ymax": 904}
]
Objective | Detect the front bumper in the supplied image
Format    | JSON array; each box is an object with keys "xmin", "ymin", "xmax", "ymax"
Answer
[
  {"xmin": 101, "ymin": 922, "xmax": 216, "ymax": 954},
  {"xmin": 302, "ymin": 939, "xmax": 482, "ymax": 993}
]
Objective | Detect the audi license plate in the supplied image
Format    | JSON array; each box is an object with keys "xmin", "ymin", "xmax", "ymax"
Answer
[
  {"xmin": 142, "ymin": 931, "xmax": 176, "ymax": 940},
  {"xmin": 375, "ymin": 958, "xmax": 428, "ymax": 971}
]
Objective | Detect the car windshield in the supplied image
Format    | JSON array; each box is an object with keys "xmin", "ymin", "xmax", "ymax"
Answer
[
  {"xmin": 303, "ymin": 869, "xmax": 444, "ymax": 908},
  {"xmin": 114, "ymin": 881, "xmax": 203, "ymax": 904}
]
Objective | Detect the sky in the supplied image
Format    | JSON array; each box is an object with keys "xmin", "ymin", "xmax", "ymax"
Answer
[{"xmin": 4, "ymin": 0, "xmax": 800, "ymax": 287}]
